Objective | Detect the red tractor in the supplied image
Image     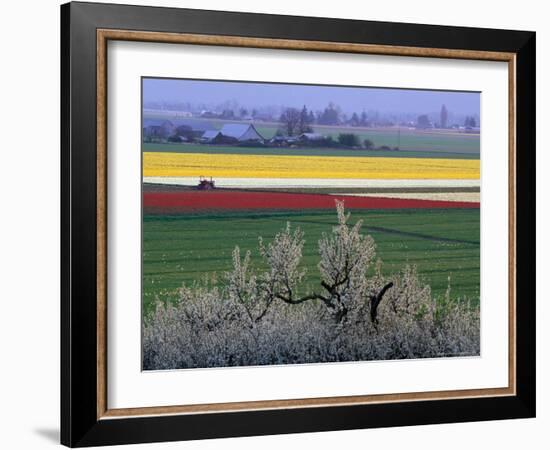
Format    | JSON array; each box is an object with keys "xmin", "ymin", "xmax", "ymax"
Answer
[{"xmin": 197, "ymin": 176, "xmax": 216, "ymax": 190}]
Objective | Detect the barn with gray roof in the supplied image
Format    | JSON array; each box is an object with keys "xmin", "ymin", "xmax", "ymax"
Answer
[{"xmin": 219, "ymin": 124, "xmax": 264, "ymax": 141}]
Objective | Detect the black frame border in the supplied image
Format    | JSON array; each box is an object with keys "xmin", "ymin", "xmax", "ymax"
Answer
[{"xmin": 61, "ymin": 2, "xmax": 535, "ymax": 447}]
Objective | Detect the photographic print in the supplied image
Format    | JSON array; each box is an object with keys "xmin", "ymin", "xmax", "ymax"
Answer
[
  {"xmin": 62, "ymin": 6, "xmax": 535, "ymax": 444},
  {"xmin": 141, "ymin": 78, "xmax": 481, "ymax": 371}
]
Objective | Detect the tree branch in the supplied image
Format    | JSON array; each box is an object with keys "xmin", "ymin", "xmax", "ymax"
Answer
[
  {"xmin": 275, "ymin": 292, "xmax": 332, "ymax": 309},
  {"xmin": 370, "ymin": 282, "xmax": 394, "ymax": 324}
]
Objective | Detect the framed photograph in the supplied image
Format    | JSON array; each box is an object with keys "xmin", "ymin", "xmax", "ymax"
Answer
[{"xmin": 61, "ymin": 1, "xmax": 536, "ymax": 447}]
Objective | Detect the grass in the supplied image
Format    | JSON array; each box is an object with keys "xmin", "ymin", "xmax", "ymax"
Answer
[
  {"xmin": 257, "ymin": 123, "xmax": 480, "ymax": 154},
  {"xmin": 142, "ymin": 143, "xmax": 479, "ymax": 160},
  {"xmin": 142, "ymin": 208, "xmax": 480, "ymax": 314}
]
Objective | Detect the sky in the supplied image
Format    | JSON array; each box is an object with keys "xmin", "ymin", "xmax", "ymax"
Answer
[{"xmin": 143, "ymin": 78, "xmax": 480, "ymax": 117}]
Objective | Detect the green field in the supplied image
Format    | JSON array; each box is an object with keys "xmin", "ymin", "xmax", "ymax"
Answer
[
  {"xmin": 142, "ymin": 208, "xmax": 480, "ymax": 314},
  {"xmin": 257, "ymin": 124, "xmax": 480, "ymax": 154},
  {"xmin": 142, "ymin": 143, "xmax": 479, "ymax": 160}
]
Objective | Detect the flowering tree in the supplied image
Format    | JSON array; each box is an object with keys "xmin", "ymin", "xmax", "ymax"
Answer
[
  {"xmin": 227, "ymin": 202, "xmax": 393, "ymax": 324},
  {"xmin": 143, "ymin": 203, "xmax": 479, "ymax": 370}
]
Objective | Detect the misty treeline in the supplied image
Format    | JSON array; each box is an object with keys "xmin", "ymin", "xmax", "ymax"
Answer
[
  {"xmin": 278, "ymin": 103, "xmax": 371, "ymax": 135},
  {"xmin": 145, "ymin": 96, "xmax": 479, "ymax": 130},
  {"xmin": 277, "ymin": 103, "xmax": 478, "ymax": 138},
  {"xmin": 143, "ymin": 203, "xmax": 479, "ymax": 370}
]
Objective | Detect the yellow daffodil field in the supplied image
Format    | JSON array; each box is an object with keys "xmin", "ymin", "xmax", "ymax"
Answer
[{"xmin": 143, "ymin": 152, "xmax": 479, "ymax": 180}]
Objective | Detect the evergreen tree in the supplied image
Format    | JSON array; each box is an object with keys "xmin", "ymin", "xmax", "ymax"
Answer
[
  {"xmin": 417, "ymin": 114, "xmax": 431, "ymax": 129},
  {"xmin": 298, "ymin": 105, "xmax": 313, "ymax": 134},
  {"xmin": 440, "ymin": 104, "xmax": 448, "ymax": 128},
  {"xmin": 464, "ymin": 116, "xmax": 476, "ymax": 127},
  {"xmin": 318, "ymin": 102, "xmax": 340, "ymax": 125}
]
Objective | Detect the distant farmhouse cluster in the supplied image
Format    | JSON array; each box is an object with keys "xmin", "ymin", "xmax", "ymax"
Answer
[
  {"xmin": 142, "ymin": 119, "xmax": 346, "ymax": 148},
  {"xmin": 143, "ymin": 119, "xmax": 265, "ymax": 144},
  {"xmin": 143, "ymin": 103, "xmax": 479, "ymax": 150}
]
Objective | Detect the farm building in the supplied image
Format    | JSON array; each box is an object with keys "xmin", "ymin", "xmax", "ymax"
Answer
[
  {"xmin": 219, "ymin": 123, "xmax": 264, "ymax": 142},
  {"xmin": 142, "ymin": 119, "xmax": 175, "ymax": 139},
  {"xmin": 142, "ymin": 117, "xmax": 219, "ymax": 142},
  {"xmin": 200, "ymin": 130, "xmax": 222, "ymax": 142},
  {"xmin": 298, "ymin": 132, "xmax": 325, "ymax": 141},
  {"xmin": 177, "ymin": 119, "xmax": 217, "ymax": 140},
  {"xmin": 143, "ymin": 109, "xmax": 192, "ymax": 118},
  {"xmin": 269, "ymin": 135, "xmax": 298, "ymax": 146}
]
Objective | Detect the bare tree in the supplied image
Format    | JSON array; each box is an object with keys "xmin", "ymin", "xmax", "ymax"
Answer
[{"xmin": 279, "ymin": 107, "xmax": 301, "ymax": 136}]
